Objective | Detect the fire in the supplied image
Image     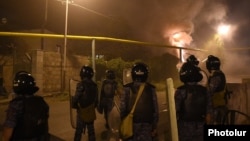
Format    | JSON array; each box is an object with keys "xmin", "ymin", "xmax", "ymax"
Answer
[
  {"xmin": 168, "ymin": 31, "xmax": 193, "ymax": 64},
  {"xmin": 170, "ymin": 32, "xmax": 185, "ymax": 47},
  {"xmin": 169, "ymin": 32, "xmax": 193, "ymax": 47},
  {"xmin": 165, "ymin": 31, "xmax": 193, "ymax": 70}
]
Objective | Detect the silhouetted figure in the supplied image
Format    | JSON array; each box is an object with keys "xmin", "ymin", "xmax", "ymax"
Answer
[
  {"xmin": 120, "ymin": 62, "xmax": 159, "ymax": 141},
  {"xmin": 2, "ymin": 71, "xmax": 49, "ymax": 141},
  {"xmin": 72, "ymin": 66, "xmax": 98, "ymax": 141},
  {"xmin": 206, "ymin": 55, "xmax": 228, "ymax": 124},
  {"xmin": 98, "ymin": 70, "xmax": 118, "ymax": 129},
  {"xmin": 175, "ymin": 62, "xmax": 212, "ymax": 141}
]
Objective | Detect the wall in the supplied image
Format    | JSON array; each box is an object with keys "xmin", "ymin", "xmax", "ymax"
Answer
[
  {"xmin": 224, "ymin": 83, "xmax": 250, "ymax": 124},
  {"xmin": 38, "ymin": 50, "xmax": 90, "ymax": 94},
  {"xmin": 1, "ymin": 56, "xmax": 13, "ymax": 94},
  {"xmin": 1, "ymin": 50, "xmax": 89, "ymax": 95}
]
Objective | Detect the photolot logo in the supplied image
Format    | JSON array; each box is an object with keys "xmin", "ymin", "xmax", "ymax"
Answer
[
  {"xmin": 204, "ymin": 125, "xmax": 250, "ymax": 140},
  {"xmin": 208, "ymin": 128, "xmax": 247, "ymax": 136}
]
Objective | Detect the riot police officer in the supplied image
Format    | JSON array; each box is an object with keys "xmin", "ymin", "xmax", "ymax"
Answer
[
  {"xmin": 119, "ymin": 62, "xmax": 159, "ymax": 141},
  {"xmin": 2, "ymin": 71, "xmax": 49, "ymax": 141},
  {"xmin": 175, "ymin": 62, "xmax": 212, "ymax": 141},
  {"xmin": 99, "ymin": 70, "xmax": 118, "ymax": 129},
  {"xmin": 206, "ymin": 55, "xmax": 228, "ymax": 124},
  {"xmin": 72, "ymin": 66, "xmax": 98, "ymax": 141}
]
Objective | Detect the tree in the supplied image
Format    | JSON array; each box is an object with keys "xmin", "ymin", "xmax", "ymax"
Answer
[{"xmin": 93, "ymin": 57, "xmax": 139, "ymax": 84}]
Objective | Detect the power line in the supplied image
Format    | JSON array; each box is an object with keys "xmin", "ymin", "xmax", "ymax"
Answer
[{"xmin": 0, "ymin": 31, "xmax": 207, "ymax": 52}]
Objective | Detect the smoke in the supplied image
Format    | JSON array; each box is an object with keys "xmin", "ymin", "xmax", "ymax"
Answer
[
  {"xmin": 103, "ymin": 1, "xmax": 213, "ymax": 60},
  {"xmin": 115, "ymin": 0, "xmax": 204, "ymax": 43},
  {"xmin": 111, "ymin": 0, "xmax": 228, "ymax": 49},
  {"xmin": 118, "ymin": 1, "xmax": 226, "ymax": 37},
  {"xmin": 109, "ymin": 0, "xmax": 249, "ymax": 80},
  {"xmin": 83, "ymin": 0, "xmax": 249, "ymax": 79}
]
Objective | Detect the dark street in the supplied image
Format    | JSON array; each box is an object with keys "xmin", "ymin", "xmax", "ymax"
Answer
[{"xmin": 0, "ymin": 91, "xmax": 169, "ymax": 141}]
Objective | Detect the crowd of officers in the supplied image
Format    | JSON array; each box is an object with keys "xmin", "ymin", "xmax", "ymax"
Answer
[{"xmin": 1, "ymin": 54, "xmax": 229, "ymax": 141}]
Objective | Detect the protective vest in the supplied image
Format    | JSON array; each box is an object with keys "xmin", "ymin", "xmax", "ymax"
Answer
[
  {"xmin": 178, "ymin": 84, "xmax": 207, "ymax": 122},
  {"xmin": 11, "ymin": 96, "xmax": 49, "ymax": 140},
  {"xmin": 208, "ymin": 71, "xmax": 227, "ymax": 107},
  {"xmin": 127, "ymin": 83, "xmax": 155, "ymax": 123},
  {"xmin": 101, "ymin": 79, "xmax": 117, "ymax": 98},
  {"xmin": 78, "ymin": 80, "xmax": 98, "ymax": 108}
]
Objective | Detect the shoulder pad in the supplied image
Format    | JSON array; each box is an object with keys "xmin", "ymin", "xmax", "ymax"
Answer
[
  {"xmin": 177, "ymin": 85, "xmax": 186, "ymax": 89},
  {"xmin": 146, "ymin": 82, "xmax": 156, "ymax": 88},
  {"xmin": 213, "ymin": 71, "xmax": 224, "ymax": 76},
  {"xmin": 11, "ymin": 95, "xmax": 25, "ymax": 101},
  {"xmin": 196, "ymin": 85, "xmax": 206, "ymax": 89},
  {"xmin": 123, "ymin": 82, "xmax": 133, "ymax": 87}
]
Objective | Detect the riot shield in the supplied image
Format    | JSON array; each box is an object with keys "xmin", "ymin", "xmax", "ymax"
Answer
[
  {"xmin": 69, "ymin": 78, "xmax": 80, "ymax": 129},
  {"xmin": 108, "ymin": 94, "xmax": 121, "ymax": 134},
  {"xmin": 123, "ymin": 68, "xmax": 132, "ymax": 85}
]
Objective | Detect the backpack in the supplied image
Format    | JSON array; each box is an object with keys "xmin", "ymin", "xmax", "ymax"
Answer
[
  {"xmin": 180, "ymin": 85, "xmax": 207, "ymax": 121},
  {"xmin": 102, "ymin": 80, "xmax": 116, "ymax": 98},
  {"xmin": 12, "ymin": 96, "xmax": 49, "ymax": 140}
]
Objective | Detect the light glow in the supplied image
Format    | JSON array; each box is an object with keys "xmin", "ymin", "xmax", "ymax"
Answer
[{"xmin": 217, "ymin": 24, "xmax": 231, "ymax": 36}]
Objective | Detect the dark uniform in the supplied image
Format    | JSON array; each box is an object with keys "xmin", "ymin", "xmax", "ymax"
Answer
[
  {"xmin": 175, "ymin": 62, "xmax": 212, "ymax": 141},
  {"xmin": 175, "ymin": 84, "xmax": 212, "ymax": 141},
  {"xmin": 206, "ymin": 55, "xmax": 228, "ymax": 125},
  {"xmin": 72, "ymin": 66, "xmax": 98, "ymax": 141},
  {"xmin": 119, "ymin": 63, "xmax": 159, "ymax": 141},
  {"xmin": 3, "ymin": 95, "xmax": 49, "ymax": 141},
  {"xmin": 208, "ymin": 70, "xmax": 227, "ymax": 124},
  {"xmin": 2, "ymin": 71, "xmax": 49, "ymax": 141},
  {"xmin": 99, "ymin": 77, "xmax": 118, "ymax": 129}
]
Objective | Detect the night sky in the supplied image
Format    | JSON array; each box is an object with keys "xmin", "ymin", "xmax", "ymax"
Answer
[
  {"xmin": 1, "ymin": 0, "xmax": 250, "ymax": 78},
  {"xmin": 1, "ymin": 0, "xmax": 250, "ymax": 47}
]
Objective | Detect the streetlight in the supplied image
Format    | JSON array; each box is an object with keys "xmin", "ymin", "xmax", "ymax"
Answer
[
  {"xmin": 60, "ymin": 0, "xmax": 112, "ymax": 87},
  {"xmin": 41, "ymin": 0, "xmax": 48, "ymax": 50},
  {"xmin": 217, "ymin": 24, "xmax": 231, "ymax": 36},
  {"xmin": 213, "ymin": 23, "xmax": 232, "ymax": 62},
  {"xmin": 62, "ymin": 0, "xmax": 69, "ymax": 92},
  {"xmin": 215, "ymin": 24, "xmax": 231, "ymax": 46}
]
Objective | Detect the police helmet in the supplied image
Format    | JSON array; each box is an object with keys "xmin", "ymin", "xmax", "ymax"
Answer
[
  {"xmin": 179, "ymin": 62, "xmax": 203, "ymax": 83},
  {"xmin": 80, "ymin": 65, "xmax": 94, "ymax": 79},
  {"xmin": 186, "ymin": 55, "xmax": 199, "ymax": 66},
  {"xmin": 106, "ymin": 70, "xmax": 115, "ymax": 80},
  {"xmin": 206, "ymin": 55, "xmax": 221, "ymax": 72},
  {"xmin": 131, "ymin": 62, "xmax": 149, "ymax": 82},
  {"xmin": 13, "ymin": 71, "xmax": 39, "ymax": 95}
]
